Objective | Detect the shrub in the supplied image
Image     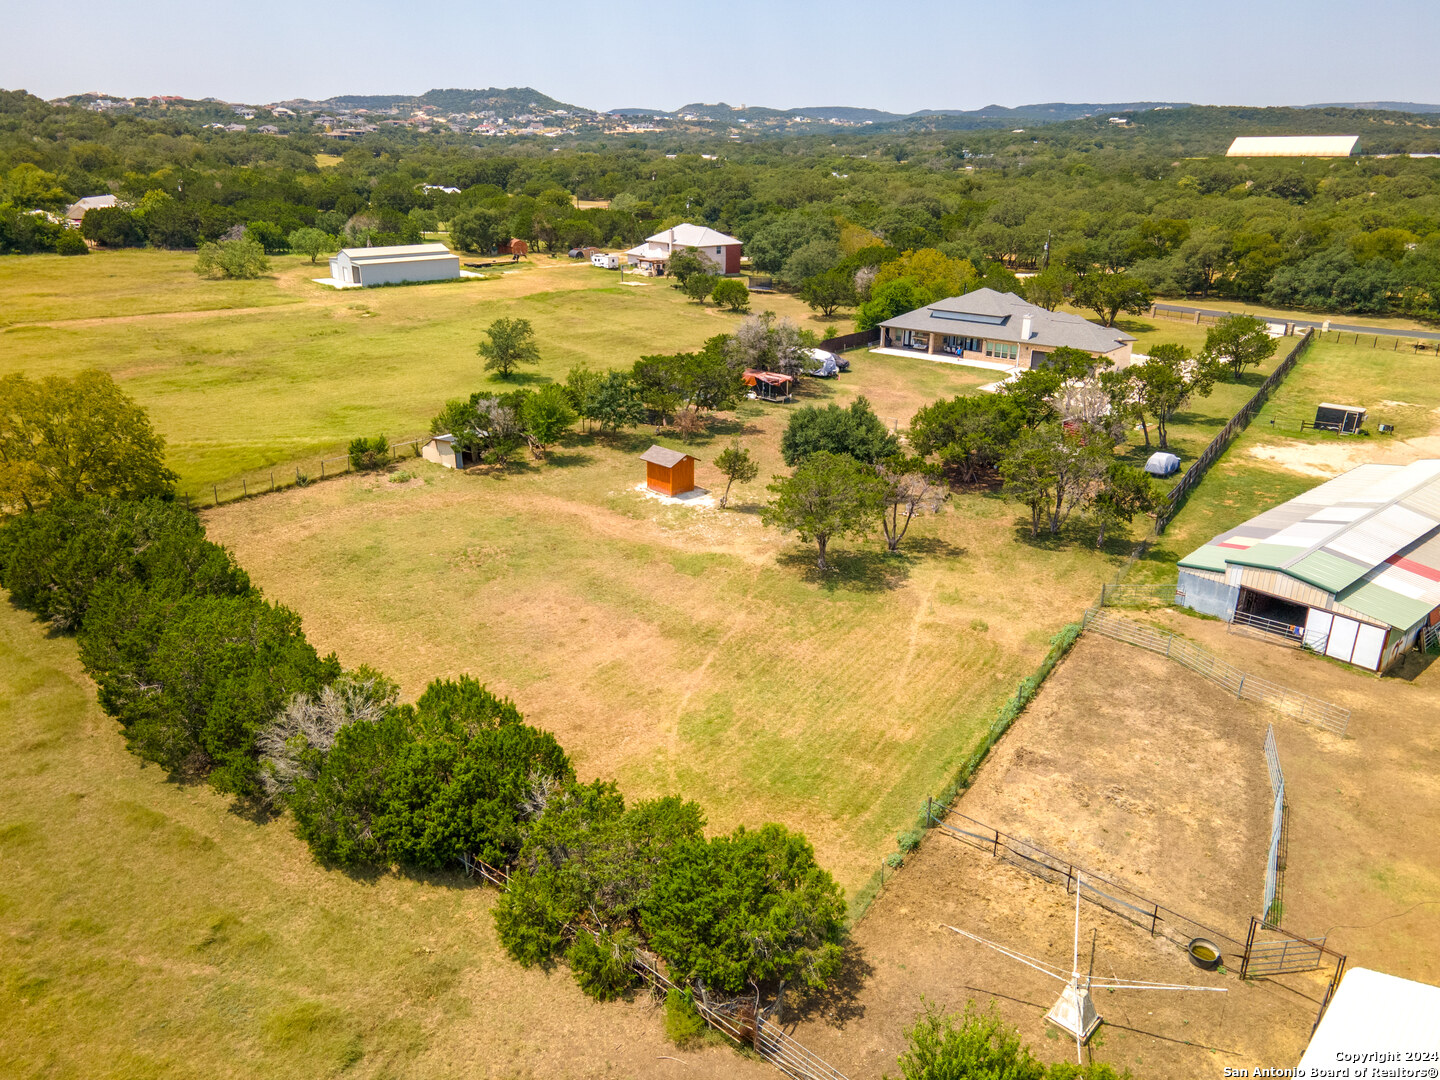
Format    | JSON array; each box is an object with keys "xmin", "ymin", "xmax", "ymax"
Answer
[
  {"xmin": 664, "ymin": 989, "xmax": 708, "ymax": 1047},
  {"xmin": 710, "ymin": 278, "xmax": 750, "ymax": 312},
  {"xmin": 567, "ymin": 931, "xmax": 639, "ymax": 1001},
  {"xmin": 55, "ymin": 230, "xmax": 89, "ymax": 255},
  {"xmin": 194, "ymin": 237, "xmax": 269, "ymax": 279},
  {"xmin": 348, "ymin": 435, "xmax": 390, "ymax": 471}
]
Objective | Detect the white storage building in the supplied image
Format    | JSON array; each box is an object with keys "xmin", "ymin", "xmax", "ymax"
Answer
[
  {"xmin": 327, "ymin": 243, "xmax": 460, "ymax": 287},
  {"xmin": 1226, "ymin": 135, "xmax": 1360, "ymax": 157}
]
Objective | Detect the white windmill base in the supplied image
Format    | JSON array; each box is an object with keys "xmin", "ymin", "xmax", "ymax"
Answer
[{"xmin": 1045, "ymin": 980, "xmax": 1101, "ymax": 1042}]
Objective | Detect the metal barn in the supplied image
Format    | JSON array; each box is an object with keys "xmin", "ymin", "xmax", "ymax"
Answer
[{"xmin": 1178, "ymin": 460, "xmax": 1440, "ymax": 672}]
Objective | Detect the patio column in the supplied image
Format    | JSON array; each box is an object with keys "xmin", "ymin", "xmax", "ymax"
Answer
[{"xmin": 928, "ymin": 333, "xmax": 937, "ymax": 355}]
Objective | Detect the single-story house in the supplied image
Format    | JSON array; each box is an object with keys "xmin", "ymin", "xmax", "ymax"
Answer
[
  {"xmin": 65, "ymin": 194, "xmax": 118, "ymax": 225},
  {"xmin": 421, "ymin": 434, "xmax": 464, "ymax": 469},
  {"xmin": 327, "ymin": 243, "xmax": 460, "ymax": 287},
  {"xmin": 641, "ymin": 445, "xmax": 696, "ymax": 496},
  {"xmin": 625, "ymin": 223, "xmax": 742, "ymax": 275},
  {"xmin": 1178, "ymin": 460, "xmax": 1440, "ymax": 672},
  {"xmin": 877, "ymin": 288, "xmax": 1135, "ymax": 370},
  {"xmin": 1227, "ymin": 135, "xmax": 1361, "ymax": 158},
  {"xmin": 1298, "ymin": 968, "xmax": 1440, "ymax": 1072}
]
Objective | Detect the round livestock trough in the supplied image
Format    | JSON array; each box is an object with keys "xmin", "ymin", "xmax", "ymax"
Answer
[{"xmin": 1187, "ymin": 938, "xmax": 1222, "ymax": 971}]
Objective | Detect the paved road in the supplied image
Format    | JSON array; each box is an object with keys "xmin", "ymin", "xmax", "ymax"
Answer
[{"xmin": 1153, "ymin": 302, "xmax": 1440, "ymax": 343}]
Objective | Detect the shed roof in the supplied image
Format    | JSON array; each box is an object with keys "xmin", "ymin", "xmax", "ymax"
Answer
[
  {"xmin": 1298, "ymin": 968, "xmax": 1440, "ymax": 1070},
  {"xmin": 1226, "ymin": 135, "xmax": 1360, "ymax": 157},
  {"xmin": 338, "ymin": 243, "xmax": 455, "ymax": 263},
  {"xmin": 1178, "ymin": 459, "xmax": 1440, "ymax": 629},
  {"xmin": 640, "ymin": 445, "xmax": 692, "ymax": 469},
  {"xmin": 879, "ymin": 289, "xmax": 1134, "ymax": 355}
]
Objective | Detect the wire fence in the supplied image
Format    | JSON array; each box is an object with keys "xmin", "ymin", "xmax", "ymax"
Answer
[
  {"xmin": 178, "ymin": 435, "xmax": 428, "ymax": 509},
  {"xmin": 1098, "ymin": 582, "xmax": 1180, "ymax": 608},
  {"xmin": 1081, "ymin": 608, "xmax": 1351, "ymax": 735},
  {"xmin": 1156, "ymin": 330, "xmax": 1315, "ymax": 533},
  {"xmin": 457, "ymin": 856, "xmax": 850, "ymax": 1080},
  {"xmin": 1262, "ymin": 725, "xmax": 1287, "ymax": 927}
]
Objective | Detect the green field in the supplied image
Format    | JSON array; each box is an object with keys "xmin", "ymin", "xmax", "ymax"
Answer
[
  {"xmin": 1136, "ymin": 335, "xmax": 1440, "ymax": 577},
  {"xmin": 4, "ymin": 248, "xmax": 1317, "ymax": 1075}
]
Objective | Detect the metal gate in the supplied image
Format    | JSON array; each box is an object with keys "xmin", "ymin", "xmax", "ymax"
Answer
[{"xmin": 1241, "ymin": 916, "xmax": 1328, "ymax": 977}]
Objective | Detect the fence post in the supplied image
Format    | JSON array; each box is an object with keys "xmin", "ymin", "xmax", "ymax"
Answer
[
  {"xmin": 213, "ymin": 484, "xmax": 218, "ymax": 507},
  {"xmin": 321, "ymin": 461, "xmax": 325, "ymax": 479},
  {"xmin": 271, "ymin": 471, "xmax": 275, "ymax": 491},
  {"xmin": 1237, "ymin": 674, "xmax": 1246, "ymax": 698},
  {"xmin": 926, "ymin": 796, "xmax": 933, "ymax": 825},
  {"xmin": 242, "ymin": 479, "xmax": 247, "ymax": 497}
]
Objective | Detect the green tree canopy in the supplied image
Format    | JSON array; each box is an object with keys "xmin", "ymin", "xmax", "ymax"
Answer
[
  {"xmin": 641, "ymin": 823, "xmax": 846, "ymax": 1006},
  {"xmin": 287, "ymin": 226, "xmax": 332, "ymax": 264},
  {"xmin": 478, "ymin": 317, "xmax": 541, "ymax": 379},
  {"xmin": 763, "ymin": 450, "xmax": 887, "ymax": 569},
  {"xmin": 781, "ymin": 396, "xmax": 900, "ymax": 466},
  {"xmin": 0, "ymin": 371, "xmax": 177, "ymax": 514},
  {"xmin": 1072, "ymin": 271, "xmax": 1153, "ymax": 327},
  {"xmin": 1202, "ymin": 314, "xmax": 1279, "ymax": 380}
]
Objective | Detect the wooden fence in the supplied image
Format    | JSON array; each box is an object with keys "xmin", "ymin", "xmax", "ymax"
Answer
[
  {"xmin": 1081, "ymin": 608, "xmax": 1351, "ymax": 734},
  {"xmin": 817, "ymin": 328, "xmax": 880, "ymax": 353},
  {"xmin": 931, "ymin": 806, "xmax": 1349, "ymax": 1034},
  {"xmin": 1155, "ymin": 330, "xmax": 1315, "ymax": 533}
]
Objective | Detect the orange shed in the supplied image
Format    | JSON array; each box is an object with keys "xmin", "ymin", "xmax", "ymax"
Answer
[{"xmin": 641, "ymin": 445, "xmax": 696, "ymax": 497}]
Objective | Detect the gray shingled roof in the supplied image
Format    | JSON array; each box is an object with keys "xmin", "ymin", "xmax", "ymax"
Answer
[
  {"xmin": 879, "ymin": 288, "xmax": 1135, "ymax": 354},
  {"xmin": 640, "ymin": 445, "xmax": 691, "ymax": 468}
]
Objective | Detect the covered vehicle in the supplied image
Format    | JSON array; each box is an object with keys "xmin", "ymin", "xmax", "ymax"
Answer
[
  {"xmin": 1145, "ymin": 451, "xmax": 1181, "ymax": 477},
  {"xmin": 806, "ymin": 348, "xmax": 844, "ymax": 377}
]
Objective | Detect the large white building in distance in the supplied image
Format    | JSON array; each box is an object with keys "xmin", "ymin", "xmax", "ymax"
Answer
[
  {"xmin": 1226, "ymin": 135, "xmax": 1360, "ymax": 157},
  {"xmin": 325, "ymin": 243, "xmax": 461, "ymax": 287}
]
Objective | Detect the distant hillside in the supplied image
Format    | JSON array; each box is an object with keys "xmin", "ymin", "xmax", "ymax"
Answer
[
  {"xmin": 306, "ymin": 87, "xmax": 584, "ymax": 116},
  {"xmin": 607, "ymin": 99, "xmax": 1192, "ymax": 126},
  {"xmin": 1304, "ymin": 101, "xmax": 1440, "ymax": 114}
]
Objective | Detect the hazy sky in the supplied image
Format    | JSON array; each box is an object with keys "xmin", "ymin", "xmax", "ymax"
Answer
[{"xmin": 6, "ymin": 0, "xmax": 1438, "ymax": 113}]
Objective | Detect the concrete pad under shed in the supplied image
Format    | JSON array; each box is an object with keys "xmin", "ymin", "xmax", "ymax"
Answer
[{"xmin": 634, "ymin": 482, "xmax": 714, "ymax": 508}]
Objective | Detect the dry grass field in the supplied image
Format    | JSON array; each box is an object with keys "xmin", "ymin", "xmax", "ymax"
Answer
[{"xmin": 0, "ymin": 599, "xmax": 775, "ymax": 1080}]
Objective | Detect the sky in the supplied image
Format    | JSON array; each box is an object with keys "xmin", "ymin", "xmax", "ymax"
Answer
[{"xmin": 5, "ymin": 0, "xmax": 1439, "ymax": 113}]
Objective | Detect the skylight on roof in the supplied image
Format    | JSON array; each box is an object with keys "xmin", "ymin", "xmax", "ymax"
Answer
[{"xmin": 930, "ymin": 310, "xmax": 1010, "ymax": 326}]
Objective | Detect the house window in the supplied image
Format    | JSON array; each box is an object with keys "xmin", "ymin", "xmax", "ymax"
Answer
[
  {"xmin": 944, "ymin": 335, "xmax": 982, "ymax": 354},
  {"xmin": 984, "ymin": 341, "xmax": 1018, "ymax": 360}
]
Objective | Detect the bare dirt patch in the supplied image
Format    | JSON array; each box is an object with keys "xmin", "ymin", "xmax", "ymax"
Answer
[
  {"xmin": 1247, "ymin": 434, "xmax": 1440, "ymax": 478},
  {"xmin": 785, "ymin": 633, "xmax": 1342, "ymax": 1078},
  {"xmin": 958, "ymin": 634, "xmax": 1273, "ymax": 935}
]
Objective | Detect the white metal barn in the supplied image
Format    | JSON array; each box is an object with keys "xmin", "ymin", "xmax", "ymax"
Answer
[
  {"xmin": 1178, "ymin": 460, "xmax": 1440, "ymax": 672},
  {"xmin": 1226, "ymin": 135, "xmax": 1360, "ymax": 157},
  {"xmin": 1298, "ymin": 968, "xmax": 1440, "ymax": 1071},
  {"xmin": 327, "ymin": 243, "xmax": 460, "ymax": 287}
]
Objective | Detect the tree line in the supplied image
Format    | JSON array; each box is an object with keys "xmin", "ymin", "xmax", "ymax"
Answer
[
  {"xmin": 6, "ymin": 86, "xmax": 1440, "ymax": 320},
  {"xmin": 0, "ymin": 373, "xmax": 847, "ymax": 1031}
]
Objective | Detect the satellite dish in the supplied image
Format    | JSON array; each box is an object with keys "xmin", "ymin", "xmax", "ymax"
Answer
[{"xmin": 944, "ymin": 874, "xmax": 1226, "ymax": 1062}]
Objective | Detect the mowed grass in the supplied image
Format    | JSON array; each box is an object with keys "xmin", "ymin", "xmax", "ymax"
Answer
[
  {"xmin": 0, "ymin": 251, "xmax": 751, "ymax": 490},
  {"xmin": 0, "ymin": 599, "xmax": 776, "ymax": 1080},
  {"xmin": 1134, "ymin": 335, "xmax": 1440, "ymax": 579},
  {"xmin": 203, "ymin": 394, "xmax": 1125, "ymax": 899}
]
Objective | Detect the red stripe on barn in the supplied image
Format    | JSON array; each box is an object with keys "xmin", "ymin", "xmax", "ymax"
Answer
[{"xmin": 1384, "ymin": 553, "xmax": 1440, "ymax": 582}]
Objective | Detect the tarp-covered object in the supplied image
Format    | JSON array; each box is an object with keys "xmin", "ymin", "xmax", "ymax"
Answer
[
  {"xmin": 806, "ymin": 348, "xmax": 841, "ymax": 377},
  {"xmin": 1145, "ymin": 452, "xmax": 1181, "ymax": 477}
]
